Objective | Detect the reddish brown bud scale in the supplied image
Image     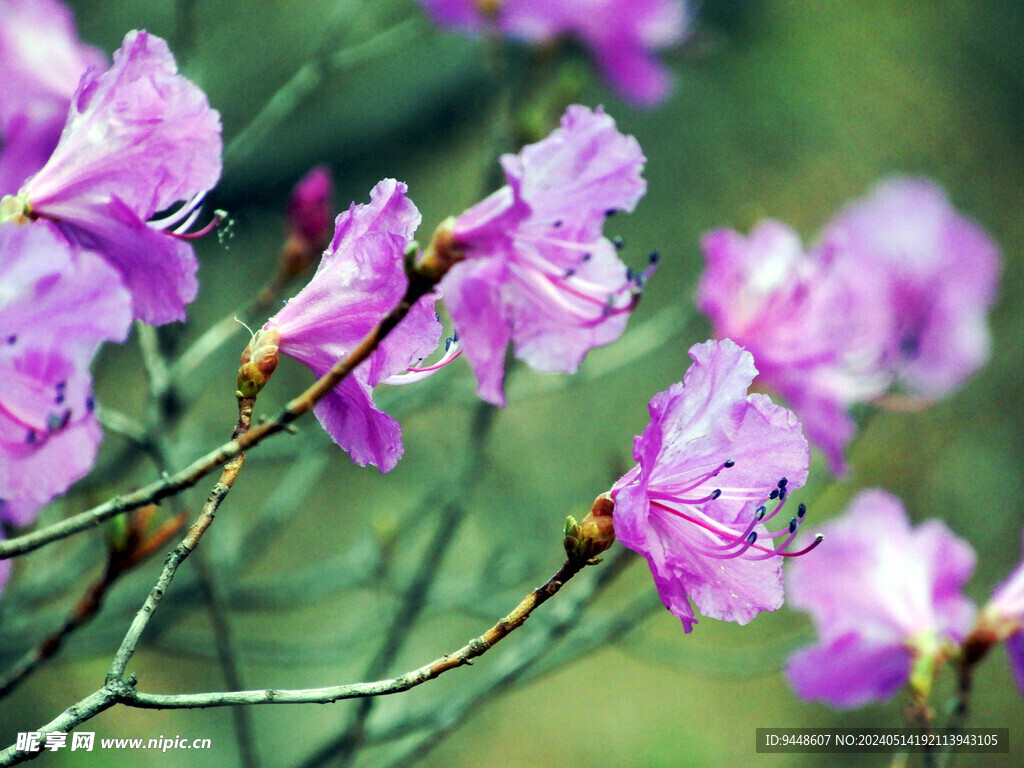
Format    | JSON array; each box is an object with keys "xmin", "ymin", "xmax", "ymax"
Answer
[{"xmin": 237, "ymin": 328, "xmax": 281, "ymax": 398}]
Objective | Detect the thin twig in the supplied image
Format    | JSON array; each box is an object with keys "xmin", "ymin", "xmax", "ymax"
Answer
[
  {"xmin": 0, "ymin": 509, "xmax": 186, "ymax": 698},
  {"xmin": 360, "ymin": 549, "xmax": 637, "ymax": 768},
  {"xmin": 194, "ymin": 548, "xmax": 260, "ymax": 768},
  {"xmin": 105, "ymin": 395, "xmax": 255, "ymax": 684},
  {"xmin": 305, "ymin": 403, "xmax": 496, "ymax": 768},
  {"xmin": 124, "ymin": 555, "xmax": 591, "ymax": 710},
  {"xmin": 0, "ymin": 551, "xmax": 597, "ymax": 765},
  {"xmin": 0, "ymin": 272, "xmax": 437, "ymax": 561}
]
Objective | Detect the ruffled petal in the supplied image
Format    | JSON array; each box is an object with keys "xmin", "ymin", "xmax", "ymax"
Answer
[
  {"xmin": 0, "ymin": 413, "xmax": 102, "ymax": 527},
  {"xmin": 441, "ymin": 258, "xmax": 513, "ymax": 406},
  {"xmin": 787, "ymin": 633, "xmax": 912, "ymax": 709},
  {"xmin": 313, "ymin": 374, "xmax": 404, "ymax": 473},
  {"xmin": 268, "ymin": 180, "xmax": 440, "ymax": 470},
  {"xmin": 53, "ymin": 198, "xmax": 199, "ymax": 325},
  {"xmin": 24, "ymin": 30, "xmax": 221, "ymax": 221}
]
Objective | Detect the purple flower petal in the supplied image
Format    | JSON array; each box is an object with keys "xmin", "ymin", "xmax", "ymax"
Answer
[
  {"xmin": 417, "ymin": 0, "xmax": 486, "ymax": 30},
  {"xmin": 787, "ymin": 633, "xmax": 913, "ymax": 710},
  {"xmin": 821, "ymin": 177, "xmax": 1000, "ymax": 398},
  {"xmin": 0, "ymin": 0, "xmax": 106, "ymax": 193},
  {"xmin": 989, "ymin": 531, "xmax": 1024, "ymax": 627},
  {"xmin": 287, "ymin": 166, "xmax": 334, "ymax": 247},
  {"xmin": 0, "ymin": 223, "xmax": 131, "ymax": 525},
  {"xmin": 24, "ymin": 30, "xmax": 220, "ymax": 220},
  {"xmin": 0, "ymin": 413, "xmax": 103, "ymax": 527},
  {"xmin": 986, "ymin": 530, "xmax": 1024, "ymax": 696},
  {"xmin": 697, "ymin": 178, "xmax": 999, "ymax": 475},
  {"xmin": 418, "ymin": 0, "xmax": 690, "ymax": 105},
  {"xmin": 312, "ymin": 374, "xmax": 404, "ymax": 472},
  {"xmin": 1006, "ymin": 632, "xmax": 1024, "ymax": 696},
  {"xmin": 441, "ymin": 257, "xmax": 513, "ymax": 406},
  {"xmin": 267, "ymin": 179, "xmax": 441, "ymax": 472},
  {"xmin": 16, "ymin": 30, "xmax": 221, "ymax": 324},
  {"xmin": 54, "ymin": 197, "xmax": 199, "ymax": 325}
]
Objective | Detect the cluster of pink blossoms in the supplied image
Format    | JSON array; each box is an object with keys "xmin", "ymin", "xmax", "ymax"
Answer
[
  {"xmin": 256, "ymin": 107, "xmax": 825, "ymax": 635},
  {"xmin": 698, "ymin": 178, "xmax": 999, "ymax": 474},
  {"xmin": 418, "ymin": 0, "xmax": 691, "ymax": 106},
  {"xmin": 0, "ymin": 4, "xmax": 222, "ymax": 536},
  {"xmin": 265, "ymin": 105, "xmax": 655, "ymax": 466}
]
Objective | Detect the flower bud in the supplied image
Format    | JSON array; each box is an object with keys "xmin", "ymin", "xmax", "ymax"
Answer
[
  {"xmin": 237, "ymin": 327, "xmax": 281, "ymax": 399},
  {"xmin": 281, "ymin": 166, "xmax": 334, "ymax": 278},
  {"xmin": 564, "ymin": 494, "xmax": 617, "ymax": 562},
  {"xmin": 0, "ymin": 193, "xmax": 30, "ymax": 224}
]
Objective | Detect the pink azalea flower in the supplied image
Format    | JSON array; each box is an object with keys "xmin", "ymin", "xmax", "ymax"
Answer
[
  {"xmin": 3, "ymin": 30, "xmax": 222, "ymax": 325},
  {"xmin": 786, "ymin": 490, "xmax": 977, "ymax": 709},
  {"xmin": 0, "ymin": 0, "xmax": 106, "ymax": 195},
  {"xmin": 610, "ymin": 339, "xmax": 814, "ymax": 632},
  {"xmin": 418, "ymin": 0, "xmax": 690, "ymax": 106},
  {"xmin": 437, "ymin": 104, "xmax": 651, "ymax": 406},
  {"xmin": 983, "ymin": 532, "xmax": 1024, "ymax": 695},
  {"xmin": 0, "ymin": 224, "xmax": 132, "ymax": 526},
  {"xmin": 698, "ymin": 178, "xmax": 999, "ymax": 474},
  {"xmin": 265, "ymin": 179, "xmax": 441, "ymax": 472}
]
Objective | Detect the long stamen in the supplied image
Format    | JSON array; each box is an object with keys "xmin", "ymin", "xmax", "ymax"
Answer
[
  {"xmin": 171, "ymin": 205, "xmax": 203, "ymax": 235},
  {"xmin": 649, "ymin": 479, "xmax": 821, "ymax": 561},
  {"xmin": 776, "ymin": 534, "xmax": 825, "ymax": 557},
  {"xmin": 170, "ymin": 209, "xmax": 225, "ymax": 240},
  {"xmin": 650, "ymin": 500, "xmax": 778, "ymax": 557},
  {"xmin": 149, "ymin": 192, "xmax": 207, "ymax": 229},
  {"xmin": 382, "ymin": 336, "xmax": 463, "ymax": 386},
  {"xmin": 509, "ymin": 262, "xmax": 636, "ymax": 326},
  {"xmin": 654, "ymin": 458, "xmax": 734, "ymax": 496}
]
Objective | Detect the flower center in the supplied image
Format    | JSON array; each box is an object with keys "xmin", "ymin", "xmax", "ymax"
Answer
[
  {"xmin": 507, "ymin": 231, "xmax": 659, "ymax": 328},
  {"xmin": 637, "ymin": 462, "xmax": 823, "ymax": 561}
]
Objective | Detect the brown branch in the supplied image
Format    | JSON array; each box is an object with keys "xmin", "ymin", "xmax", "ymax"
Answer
[
  {"xmin": 0, "ymin": 552, "xmax": 596, "ymax": 766},
  {"xmin": 121, "ymin": 555, "xmax": 592, "ymax": 711}
]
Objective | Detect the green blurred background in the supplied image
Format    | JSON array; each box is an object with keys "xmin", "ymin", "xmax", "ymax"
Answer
[{"xmin": 1, "ymin": 0, "xmax": 1022, "ymax": 766}]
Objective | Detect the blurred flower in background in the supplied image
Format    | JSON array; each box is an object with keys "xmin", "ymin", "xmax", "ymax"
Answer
[
  {"xmin": 698, "ymin": 177, "xmax": 999, "ymax": 474},
  {"xmin": 786, "ymin": 489, "xmax": 977, "ymax": 708},
  {"xmin": 282, "ymin": 165, "xmax": 334, "ymax": 277},
  {"xmin": 417, "ymin": 0, "xmax": 691, "ymax": 105},
  {"xmin": 981, "ymin": 533, "xmax": 1024, "ymax": 695}
]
